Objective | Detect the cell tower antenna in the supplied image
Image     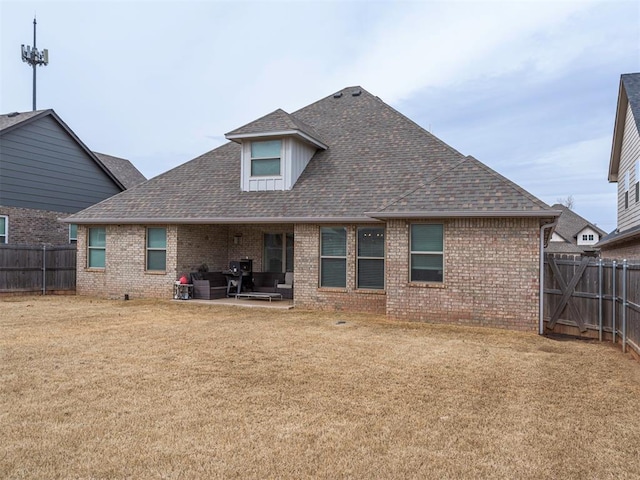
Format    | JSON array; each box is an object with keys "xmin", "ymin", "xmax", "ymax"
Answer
[{"xmin": 21, "ymin": 16, "xmax": 49, "ymax": 111}]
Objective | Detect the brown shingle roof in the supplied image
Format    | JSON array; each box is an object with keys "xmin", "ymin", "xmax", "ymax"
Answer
[
  {"xmin": 66, "ymin": 86, "xmax": 558, "ymax": 224},
  {"xmin": 551, "ymin": 204, "xmax": 606, "ymax": 240},
  {"xmin": 93, "ymin": 152, "xmax": 147, "ymax": 189},
  {"xmin": 226, "ymin": 108, "xmax": 326, "ymax": 147},
  {"xmin": 0, "ymin": 110, "xmax": 50, "ymax": 133}
]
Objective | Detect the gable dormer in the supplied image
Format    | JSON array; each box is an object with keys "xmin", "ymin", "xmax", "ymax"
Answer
[
  {"xmin": 575, "ymin": 226, "xmax": 601, "ymax": 246},
  {"xmin": 226, "ymin": 109, "xmax": 327, "ymax": 192}
]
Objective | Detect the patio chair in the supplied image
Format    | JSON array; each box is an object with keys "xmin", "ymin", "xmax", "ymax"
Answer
[{"xmin": 276, "ymin": 272, "xmax": 293, "ymax": 299}]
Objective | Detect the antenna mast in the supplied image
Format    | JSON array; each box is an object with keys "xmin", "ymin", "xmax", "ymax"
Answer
[{"xmin": 21, "ymin": 17, "xmax": 49, "ymax": 111}]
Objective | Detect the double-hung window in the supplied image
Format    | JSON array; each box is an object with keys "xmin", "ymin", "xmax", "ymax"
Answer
[
  {"xmin": 625, "ymin": 171, "xmax": 630, "ymax": 209},
  {"xmin": 636, "ymin": 159, "xmax": 639, "ymax": 203},
  {"xmin": 320, "ymin": 227, "xmax": 347, "ymax": 288},
  {"xmin": 251, "ymin": 140, "xmax": 281, "ymax": 176},
  {"xmin": 0, "ymin": 216, "xmax": 7, "ymax": 244},
  {"xmin": 88, "ymin": 227, "xmax": 106, "ymax": 269},
  {"xmin": 69, "ymin": 224, "xmax": 78, "ymax": 243},
  {"xmin": 146, "ymin": 227, "xmax": 167, "ymax": 271},
  {"xmin": 357, "ymin": 227, "xmax": 384, "ymax": 289},
  {"xmin": 410, "ymin": 224, "xmax": 444, "ymax": 283}
]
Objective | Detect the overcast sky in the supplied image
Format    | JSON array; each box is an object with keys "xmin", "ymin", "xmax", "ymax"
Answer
[{"xmin": 1, "ymin": 0, "xmax": 639, "ymax": 232}]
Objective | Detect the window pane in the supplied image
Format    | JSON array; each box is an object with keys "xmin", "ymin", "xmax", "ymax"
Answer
[
  {"xmin": 69, "ymin": 224, "xmax": 77, "ymax": 240},
  {"xmin": 358, "ymin": 227, "xmax": 384, "ymax": 257},
  {"xmin": 358, "ymin": 259, "xmax": 384, "ymax": 289},
  {"xmin": 0, "ymin": 218, "xmax": 5, "ymax": 235},
  {"xmin": 411, "ymin": 224, "xmax": 443, "ymax": 252},
  {"xmin": 264, "ymin": 233, "xmax": 283, "ymax": 272},
  {"xmin": 321, "ymin": 258, "xmax": 346, "ymax": 287},
  {"xmin": 89, "ymin": 227, "xmax": 106, "ymax": 247},
  {"xmin": 286, "ymin": 233, "xmax": 294, "ymax": 272},
  {"xmin": 251, "ymin": 140, "xmax": 281, "ymax": 158},
  {"xmin": 251, "ymin": 158, "xmax": 281, "ymax": 176},
  {"xmin": 147, "ymin": 228, "xmax": 166, "ymax": 248},
  {"xmin": 147, "ymin": 250, "xmax": 166, "ymax": 271},
  {"xmin": 411, "ymin": 254, "xmax": 443, "ymax": 282},
  {"xmin": 88, "ymin": 249, "xmax": 105, "ymax": 268},
  {"xmin": 321, "ymin": 227, "xmax": 346, "ymax": 256}
]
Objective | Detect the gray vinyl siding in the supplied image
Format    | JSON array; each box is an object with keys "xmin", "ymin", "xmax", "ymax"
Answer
[
  {"xmin": 0, "ymin": 116, "xmax": 122, "ymax": 213},
  {"xmin": 618, "ymin": 103, "xmax": 640, "ymax": 231}
]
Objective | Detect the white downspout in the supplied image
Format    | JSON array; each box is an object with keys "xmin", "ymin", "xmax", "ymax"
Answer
[{"xmin": 539, "ymin": 219, "xmax": 558, "ymax": 335}]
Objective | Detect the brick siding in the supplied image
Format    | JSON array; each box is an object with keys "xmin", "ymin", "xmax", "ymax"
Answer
[
  {"xmin": 76, "ymin": 219, "xmax": 542, "ymax": 331},
  {"xmin": 385, "ymin": 218, "xmax": 540, "ymax": 331},
  {"xmin": 600, "ymin": 240, "xmax": 640, "ymax": 261},
  {"xmin": 77, "ymin": 224, "xmax": 178, "ymax": 299},
  {"xmin": 0, "ymin": 205, "xmax": 72, "ymax": 245},
  {"xmin": 294, "ymin": 223, "xmax": 387, "ymax": 315}
]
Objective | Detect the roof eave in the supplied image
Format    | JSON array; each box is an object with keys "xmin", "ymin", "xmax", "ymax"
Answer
[
  {"xmin": 225, "ymin": 130, "xmax": 328, "ymax": 150},
  {"xmin": 364, "ymin": 210, "xmax": 562, "ymax": 219},
  {"xmin": 608, "ymin": 77, "xmax": 628, "ymax": 182},
  {"xmin": 60, "ymin": 216, "xmax": 380, "ymax": 225},
  {"xmin": 595, "ymin": 228, "xmax": 640, "ymax": 249}
]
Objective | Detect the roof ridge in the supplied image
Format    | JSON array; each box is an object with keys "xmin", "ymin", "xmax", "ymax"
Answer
[
  {"xmin": 369, "ymin": 92, "xmax": 466, "ymax": 159},
  {"xmin": 464, "ymin": 155, "xmax": 551, "ymax": 210},
  {"xmin": 377, "ymin": 156, "xmax": 471, "ymax": 212}
]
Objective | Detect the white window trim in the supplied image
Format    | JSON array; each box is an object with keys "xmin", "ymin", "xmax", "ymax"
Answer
[
  {"xmin": 0, "ymin": 215, "xmax": 7, "ymax": 244},
  {"xmin": 250, "ymin": 140, "xmax": 282, "ymax": 178}
]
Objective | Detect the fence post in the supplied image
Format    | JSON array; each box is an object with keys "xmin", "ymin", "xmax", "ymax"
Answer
[
  {"xmin": 42, "ymin": 245, "xmax": 46, "ymax": 296},
  {"xmin": 598, "ymin": 258, "xmax": 603, "ymax": 342},
  {"xmin": 622, "ymin": 259, "xmax": 627, "ymax": 354},
  {"xmin": 612, "ymin": 260, "xmax": 617, "ymax": 344}
]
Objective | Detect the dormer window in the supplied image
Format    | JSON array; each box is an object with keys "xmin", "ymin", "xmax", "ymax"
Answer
[
  {"xmin": 251, "ymin": 140, "xmax": 281, "ymax": 177},
  {"xmin": 225, "ymin": 108, "xmax": 328, "ymax": 192}
]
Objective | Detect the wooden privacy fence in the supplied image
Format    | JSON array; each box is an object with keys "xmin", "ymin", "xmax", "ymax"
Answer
[
  {"xmin": 544, "ymin": 253, "xmax": 640, "ymax": 357},
  {"xmin": 0, "ymin": 245, "xmax": 76, "ymax": 294}
]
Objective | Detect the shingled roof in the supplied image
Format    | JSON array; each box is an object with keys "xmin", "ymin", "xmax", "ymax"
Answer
[
  {"xmin": 0, "ymin": 110, "xmax": 43, "ymax": 132},
  {"xmin": 546, "ymin": 204, "xmax": 606, "ymax": 254},
  {"xmin": 225, "ymin": 108, "xmax": 327, "ymax": 148},
  {"xmin": 93, "ymin": 152, "xmax": 147, "ymax": 189},
  {"xmin": 66, "ymin": 86, "xmax": 559, "ymax": 224}
]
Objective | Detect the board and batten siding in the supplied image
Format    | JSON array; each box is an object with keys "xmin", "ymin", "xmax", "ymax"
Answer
[
  {"xmin": 0, "ymin": 115, "xmax": 122, "ymax": 213},
  {"xmin": 618, "ymin": 103, "xmax": 640, "ymax": 232},
  {"xmin": 240, "ymin": 137, "xmax": 317, "ymax": 192}
]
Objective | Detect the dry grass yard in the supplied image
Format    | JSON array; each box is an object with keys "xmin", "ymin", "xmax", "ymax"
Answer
[{"xmin": 1, "ymin": 296, "xmax": 640, "ymax": 479}]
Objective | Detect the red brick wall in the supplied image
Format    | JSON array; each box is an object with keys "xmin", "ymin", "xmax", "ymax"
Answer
[{"xmin": 0, "ymin": 205, "xmax": 72, "ymax": 245}]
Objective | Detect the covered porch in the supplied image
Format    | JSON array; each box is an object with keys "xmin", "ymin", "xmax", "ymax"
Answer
[{"xmin": 175, "ymin": 223, "xmax": 294, "ymax": 301}]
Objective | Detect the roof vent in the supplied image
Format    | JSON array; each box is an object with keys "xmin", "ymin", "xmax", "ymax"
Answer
[
  {"xmin": 333, "ymin": 92, "xmax": 343, "ymax": 98},
  {"xmin": 7, "ymin": 112, "xmax": 19, "ymax": 117},
  {"xmin": 352, "ymin": 89, "xmax": 362, "ymax": 97}
]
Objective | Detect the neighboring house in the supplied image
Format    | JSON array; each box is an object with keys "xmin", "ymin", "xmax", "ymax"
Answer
[
  {"xmin": 66, "ymin": 86, "xmax": 560, "ymax": 331},
  {"xmin": 0, "ymin": 109, "xmax": 146, "ymax": 245},
  {"xmin": 546, "ymin": 204, "xmax": 606, "ymax": 255},
  {"xmin": 598, "ymin": 73, "xmax": 640, "ymax": 259}
]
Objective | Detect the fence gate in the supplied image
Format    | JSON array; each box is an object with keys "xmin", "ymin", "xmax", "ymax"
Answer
[{"xmin": 544, "ymin": 253, "xmax": 640, "ymax": 357}]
